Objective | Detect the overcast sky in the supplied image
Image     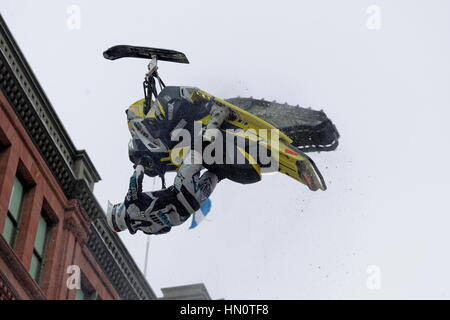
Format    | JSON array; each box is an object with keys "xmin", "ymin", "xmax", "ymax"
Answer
[{"xmin": 2, "ymin": 0, "xmax": 450, "ymax": 299}]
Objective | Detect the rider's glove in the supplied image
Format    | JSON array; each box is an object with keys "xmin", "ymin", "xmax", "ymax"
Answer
[{"xmin": 124, "ymin": 164, "xmax": 145, "ymax": 207}]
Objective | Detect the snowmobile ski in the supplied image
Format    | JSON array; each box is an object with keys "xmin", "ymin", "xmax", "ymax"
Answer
[{"xmin": 103, "ymin": 45, "xmax": 189, "ymax": 64}]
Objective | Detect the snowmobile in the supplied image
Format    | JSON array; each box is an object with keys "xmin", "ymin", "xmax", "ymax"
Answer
[{"xmin": 103, "ymin": 45, "xmax": 339, "ymax": 192}]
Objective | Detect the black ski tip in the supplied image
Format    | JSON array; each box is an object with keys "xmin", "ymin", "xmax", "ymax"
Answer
[
  {"xmin": 103, "ymin": 48, "xmax": 117, "ymax": 60},
  {"xmin": 103, "ymin": 45, "xmax": 189, "ymax": 64}
]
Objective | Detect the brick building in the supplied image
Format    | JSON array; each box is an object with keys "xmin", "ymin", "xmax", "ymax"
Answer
[{"xmin": 0, "ymin": 14, "xmax": 157, "ymax": 300}]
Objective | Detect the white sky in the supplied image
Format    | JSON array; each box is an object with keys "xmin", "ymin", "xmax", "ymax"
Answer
[{"xmin": 2, "ymin": 0, "xmax": 450, "ymax": 299}]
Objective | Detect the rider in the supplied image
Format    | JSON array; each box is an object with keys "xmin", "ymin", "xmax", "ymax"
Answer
[{"xmin": 106, "ymin": 86, "xmax": 229, "ymax": 235}]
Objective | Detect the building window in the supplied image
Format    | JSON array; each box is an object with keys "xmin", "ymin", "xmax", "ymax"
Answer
[
  {"xmin": 75, "ymin": 279, "xmax": 98, "ymax": 300},
  {"xmin": 29, "ymin": 215, "xmax": 50, "ymax": 282},
  {"xmin": 2, "ymin": 176, "xmax": 25, "ymax": 247}
]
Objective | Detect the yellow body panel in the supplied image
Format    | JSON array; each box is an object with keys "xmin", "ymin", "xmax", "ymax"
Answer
[{"xmin": 196, "ymin": 89, "xmax": 293, "ymax": 144}]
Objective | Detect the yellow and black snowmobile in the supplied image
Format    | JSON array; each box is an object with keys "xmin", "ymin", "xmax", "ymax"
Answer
[{"xmin": 104, "ymin": 45, "xmax": 339, "ymax": 192}]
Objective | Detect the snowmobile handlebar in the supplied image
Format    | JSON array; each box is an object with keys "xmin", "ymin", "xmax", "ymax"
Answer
[{"xmin": 103, "ymin": 45, "xmax": 188, "ymax": 115}]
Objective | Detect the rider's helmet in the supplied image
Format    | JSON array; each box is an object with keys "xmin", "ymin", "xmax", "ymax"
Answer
[{"xmin": 106, "ymin": 201, "xmax": 129, "ymax": 233}]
